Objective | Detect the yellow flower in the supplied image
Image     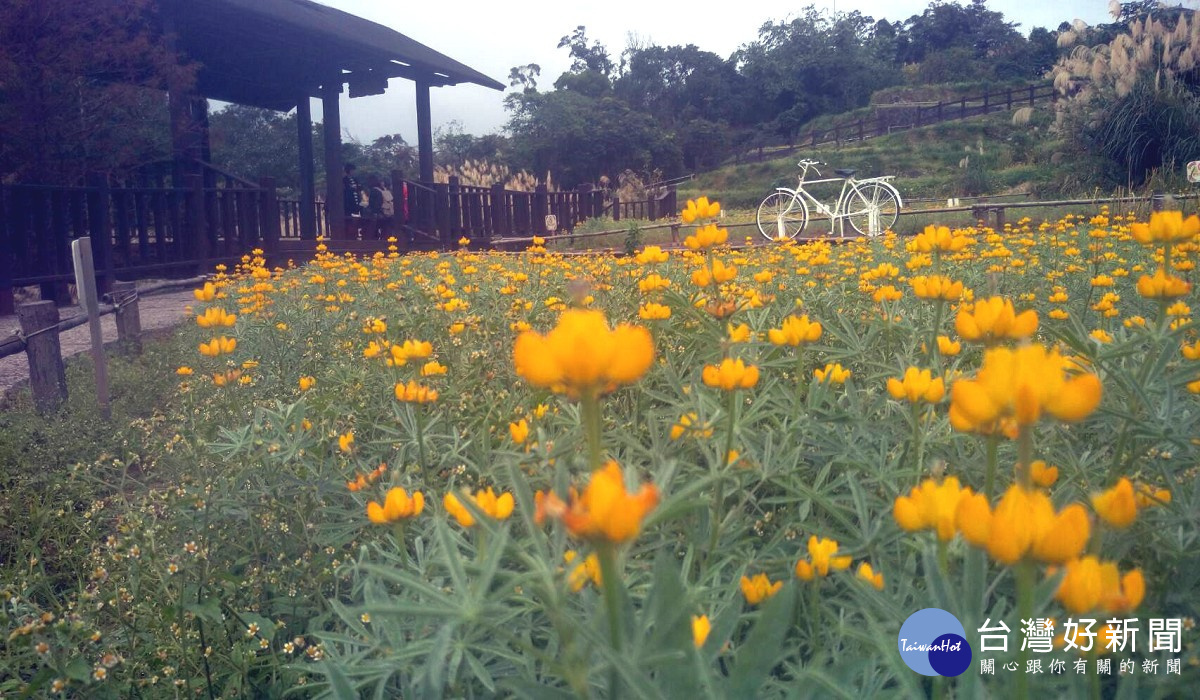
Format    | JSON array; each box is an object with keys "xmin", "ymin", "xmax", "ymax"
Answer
[
  {"xmin": 196, "ymin": 307, "xmax": 236, "ymax": 328},
  {"xmin": 390, "ymin": 339, "xmax": 433, "ymax": 365},
  {"xmin": 813, "ymin": 362, "xmax": 851, "ymax": 384},
  {"xmin": 949, "ymin": 344, "xmax": 1102, "ymax": 431},
  {"xmin": 535, "ymin": 460, "xmax": 658, "ymax": 544},
  {"xmin": 509, "ymin": 419, "xmax": 529, "ymax": 445},
  {"xmin": 1089, "ymin": 329, "xmax": 1113, "ymax": 344},
  {"xmin": 908, "ymin": 225, "xmax": 973, "ymax": 253},
  {"xmin": 955, "ymin": 485, "xmax": 1090, "ymax": 565},
  {"xmin": 458, "ymin": 236, "xmax": 471, "ymax": 246},
  {"xmin": 680, "ymin": 196, "xmax": 721, "ymax": 224},
  {"xmin": 702, "ymin": 357, "xmax": 760, "ymax": 390},
  {"xmin": 1135, "ymin": 269, "xmax": 1191, "ymax": 299},
  {"xmin": 420, "ymin": 360, "xmax": 448, "ymax": 377},
  {"xmin": 692, "ymin": 615, "xmax": 711, "ymax": 648},
  {"xmin": 1055, "ymin": 556, "xmax": 1144, "ymax": 614},
  {"xmin": 394, "ymin": 380, "xmax": 439, "ymax": 403},
  {"xmin": 443, "ymin": 487, "xmax": 515, "ymax": 527},
  {"xmin": 955, "ymin": 296, "xmax": 1038, "ymax": 344},
  {"xmin": 176, "ymin": 366, "xmax": 194, "ymax": 376},
  {"xmin": 683, "ymin": 223, "xmax": 729, "ymax": 250},
  {"xmin": 910, "ymin": 275, "xmax": 964, "ymax": 301},
  {"xmin": 936, "ymin": 336, "xmax": 961, "ymax": 356},
  {"xmin": 670, "ymin": 412, "xmax": 712, "ymax": 440},
  {"xmin": 727, "ymin": 323, "xmax": 752, "ymax": 343},
  {"xmin": 894, "ymin": 477, "xmax": 972, "ymax": 541},
  {"xmin": 873, "ymin": 285, "xmax": 902, "ymax": 303},
  {"xmin": 1030, "ymin": 460, "xmax": 1059, "ymax": 488},
  {"xmin": 794, "ymin": 535, "xmax": 852, "ymax": 579},
  {"xmin": 638, "ymin": 302, "xmax": 672, "ymax": 320},
  {"xmin": 1181, "ymin": 340, "xmax": 1200, "ymax": 360},
  {"xmin": 856, "ymin": 562, "xmax": 885, "ymax": 590},
  {"xmin": 513, "ymin": 309, "xmax": 654, "ymax": 399},
  {"xmin": 338, "ymin": 432, "xmax": 354, "ymax": 453},
  {"xmin": 563, "ymin": 550, "xmax": 602, "ymax": 591},
  {"xmin": 298, "ymin": 376, "xmax": 315, "ymax": 391},
  {"xmin": 886, "ymin": 367, "xmax": 945, "ymax": 403},
  {"xmin": 1130, "ymin": 210, "xmax": 1199, "ymax": 245},
  {"xmin": 635, "ymin": 246, "xmax": 670, "ymax": 264},
  {"xmin": 739, "ymin": 573, "xmax": 783, "ymax": 605},
  {"xmin": 767, "ymin": 315, "xmax": 823, "ymax": 346},
  {"xmin": 638, "ymin": 274, "xmax": 671, "ymax": 293},
  {"xmin": 198, "ymin": 336, "xmax": 237, "ymax": 357},
  {"xmin": 1091, "ymin": 477, "xmax": 1137, "ymax": 529},
  {"xmin": 193, "ymin": 282, "xmax": 217, "ymax": 302},
  {"xmin": 366, "ymin": 487, "xmax": 425, "ymax": 524}
]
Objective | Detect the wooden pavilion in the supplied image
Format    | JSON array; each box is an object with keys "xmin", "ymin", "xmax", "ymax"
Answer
[{"xmin": 161, "ymin": 0, "xmax": 504, "ymax": 239}]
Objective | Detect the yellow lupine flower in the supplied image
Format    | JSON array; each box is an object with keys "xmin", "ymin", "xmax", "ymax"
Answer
[
  {"xmin": 193, "ymin": 282, "xmax": 217, "ymax": 302},
  {"xmin": 886, "ymin": 367, "xmax": 945, "ymax": 403},
  {"xmin": 196, "ymin": 307, "xmax": 236, "ymax": 328},
  {"xmin": 198, "ymin": 336, "xmax": 237, "ymax": 357},
  {"xmin": 670, "ymin": 412, "xmax": 711, "ymax": 440},
  {"xmin": 908, "ymin": 225, "xmax": 973, "ymax": 253},
  {"xmin": 638, "ymin": 302, "xmax": 672, "ymax": 320},
  {"xmin": 1091, "ymin": 477, "xmax": 1137, "ymax": 528},
  {"xmin": 394, "ymin": 380, "xmax": 439, "ymax": 404},
  {"xmin": 1030, "ymin": 460, "xmax": 1059, "ymax": 487},
  {"xmin": 955, "ymin": 296, "xmax": 1038, "ymax": 344},
  {"xmin": 702, "ymin": 357, "xmax": 759, "ymax": 390},
  {"xmin": 893, "ymin": 476, "xmax": 972, "ymax": 541},
  {"xmin": 176, "ymin": 366, "xmax": 194, "ymax": 376},
  {"xmin": 563, "ymin": 550, "xmax": 601, "ymax": 592},
  {"xmin": 509, "ymin": 419, "xmax": 529, "ymax": 445},
  {"xmin": 1130, "ymin": 210, "xmax": 1199, "ymax": 245},
  {"xmin": 910, "ymin": 275, "xmax": 964, "ymax": 301},
  {"xmin": 692, "ymin": 615, "xmax": 711, "ymax": 648},
  {"xmin": 680, "ymin": 196, "xmax": 721, "ymax": 224},
  {"xmin": 513, "ymin": 309, "xmax": 654, "ymax": 399},
  {"xmin": 873, "ymin": 285, "xmax": 902, "ymax": 303},
  {"xmin": 1135, "ymin": 269, "xmax": 1191, "ymax": 299},
  {"xmin": 949, "ymin": 344, "xmax": 1102, "ymax": 431},
  {"xmin": 1055, "ymin": 556, "xmax": 1144, "ymax": 614},
  {"xmin": 1181, "ymin": 340, "xmax": 1200, "ymax": 360},
  {"xmin": 813, "ymin": 362, "xmax": 851, "ymax": 384},
  {"xmin": 338, "ymin": 432, "xmax": 354, "ymax": 453},
  {"xmin": 794, "ymin": 535, "xmax": 852, "ymax": 579},
  {"xmin": 683, "ymin": 223, "xmax": 729, "ymax": 250},
  {"xmin": 420, "ymin": 360, "xmax": 448, "ymax": 377},
  {"xmin": 366, "ymin": 487, "xmax": 425, "ymax": 524},
  {"xmin": 739, "ymin": 573, "xmax": 783, "ymax": 605},
  {"xmin": 856, "ymin": 562, "xmax": 885, "ymax": 590},
  {"xmin": 638, "ymin": 274, "xmax": 671, "ymax": 293},
  {"xmin": 727, "ymin": 323, "xmax": 753, "ymax": 343},
  {"xmin": 635, "ymin": 246, "xmax": 669, "ymax": 264},
  {"xmin": 767, "ymin": 315, "xmax": 823, "ymax": 346},
  {"xmin": 954, "ymin": 485, "xmax": 1090, "ymax": 565},
  {"xmin": 443, "ymin": 488, "xmax": 515, "ymax": 527},
  {"xmin": 936, "ymin": 335, "xmax": 961, "ymax": 356},
  {"xmin": 534, "ymin": 460, "xmax": 658, "ymax": 544},
  {"xmin": 298, "ymin": 376, "xmax": 315, "ymax": 391}
]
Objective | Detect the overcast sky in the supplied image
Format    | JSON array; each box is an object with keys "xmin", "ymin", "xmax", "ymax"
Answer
[{"xmin": 304, "ymin": 0, "xmax": 1123, "ymax": 145}]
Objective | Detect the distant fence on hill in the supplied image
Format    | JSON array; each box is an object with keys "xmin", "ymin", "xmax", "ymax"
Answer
[{"xmin": 732, "ymin": 82, "xmax": 1058, "ymax": 165}]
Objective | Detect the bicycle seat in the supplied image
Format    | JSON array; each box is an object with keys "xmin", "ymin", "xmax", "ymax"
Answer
[{"xmin": 834, "ymin": 169, "xmax": 856, "ymax": 178}]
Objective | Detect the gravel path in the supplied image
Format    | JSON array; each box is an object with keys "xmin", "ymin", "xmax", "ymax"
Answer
[{"xmin": 0, "ymin": 289, "xmax": 197, "ymax": 396}]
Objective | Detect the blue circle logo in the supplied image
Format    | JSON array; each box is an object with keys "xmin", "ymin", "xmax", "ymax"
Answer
[{"xmin": 898, "ymin": 608, "xmax": 972, "ymax": 676}]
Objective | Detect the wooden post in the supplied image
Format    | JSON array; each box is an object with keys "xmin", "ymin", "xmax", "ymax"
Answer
[
  {"xmin": 434, "ymin": 182, "xmax": 450, "ymax": 247},
  {"xmin": 72, "ymin": 237, "xmax": 110, "ymax": 420},
  {"xmin": 184, "ymin": 173, "xmax": 208, "ymax": 267},
  {"xmin": 258, "ymin": 176, "xmax": 279, "ymax": 254},
  {"xmin": 533, "ymin": 184, "xmax": 548, "ymax": 232},
  {"xmin": 490, "ymin": 184, "xmax": 506, "ymax": 240},
  {"xmin": 415, "ymin": 79, "xmax": 434, "ymax": 183},
  {"xmin": 960, "ymin": 98, "xmax": 967, "ymax": 119},
  {"xmin": 1028, "ymin": 85, "xmax": 1035, "ymax": 105},
  {"xmin": 296, "ymin": 95, "xmax": 317, "ymax": 240},
  {"xmin": 612, "ymin": 195, "xmax": 621, "ymax": 222},
  {"xmin": 936, "ymin": 102, "xmax": 943, "ymax": 122},
  {"xmin": 322, "ymin": 80, "xmax": 344, "ymax": 240},
  {"xmin": 982, "ymin": 92, "xmax": 989, "ymax": 114},
  {"xmin": 1006, "ymin": 88, "xmax": 1013, "ymax": 110},
  {"xmin": 857, "ymin": 119, "xmax": 864, "ymax": 142},
  {"xmin": 18, "ymin": 301, "xmax": 67, "ymax": 413},
  {"xmin": 447, "ymin": 176, "xmax": 461, "ymax": 243},
  {"xmin": 111, "ymin": 280, "xmax": 141, "ymax": 356}
]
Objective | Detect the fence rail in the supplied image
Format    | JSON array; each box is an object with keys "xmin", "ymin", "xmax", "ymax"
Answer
[{"xmin": 734, "ymin": 82, "xmax": 1057, "ymax": 165}]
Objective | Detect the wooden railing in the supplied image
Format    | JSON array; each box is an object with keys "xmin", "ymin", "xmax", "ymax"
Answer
[
  {"xmin": 1, "ymin": 176, "xmax": 280, "ymax": 314},
  {"xmin": 734, "ymin": 82, "xmax": 1058, "ymax": 164}
]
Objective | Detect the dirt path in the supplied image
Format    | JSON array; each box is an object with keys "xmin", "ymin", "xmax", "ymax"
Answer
[{"xmin": 0, "ymin": 289, "xmax": 197, "ymax": 396}]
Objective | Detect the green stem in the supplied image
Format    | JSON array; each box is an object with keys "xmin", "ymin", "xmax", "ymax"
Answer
[
  {"xmin": 709, "ymin": 390, "xmax": 738, "ymax": 559},
  {"xmin": 936, "ymin": 538, "xmax": 949, "ymax": 578},
  {"xmin": 911, "ymin": 404, "xmax": 925, "ymax": 480},
  {"xmin": 414, "ymin": 406, "xmax": 428, "ymax": 474},
  {"xmin": 1014, "ymin": 560, "xmax": 1035, "ymax": 700},
  {"xmin": 581, "ymin": 394, "xmax": 603, "ymax": 471},
  {"xmin": 393, "ymin": 523, "xmax": 408, "ymax": 566},
  {"xmin": 808, "ymin": 580, "xmax": 822, "ymax": 654},
  {"xmin": 596, "ymin": 543, "xmax": 623, "ymax": 698},
  {"xmin": 1016, "ymin": 426, "xmax": 1033, "ymax": 491}
]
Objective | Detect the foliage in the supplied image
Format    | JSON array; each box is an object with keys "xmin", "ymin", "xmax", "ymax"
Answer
[{"xmin": 3, "ymin": 206, "xmax": 1200, "ymax": 696}]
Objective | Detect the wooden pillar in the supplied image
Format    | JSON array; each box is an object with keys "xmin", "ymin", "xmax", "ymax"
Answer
[
  {"xmin": 259, "ymin": 176, "xmax": 280, "ymax": 255},
  {"xmin": 296, "ymin": 96, "xmax": 317, "ymax": 240},
  {"xmin": 111, "ymin": 280, "xmax": 142, "ymax": 356},
  {"xmin": 322, "ymin": 80, "xmax": 345, "ymax": 240},
  {"xmin": 17, "ymin": 301, "xmax": 67, "ymax": 414},
  {"xmin": 415, "ymin": 79, "xmax": 434, "ymax": 183},
  {"xmin": 87, "ymin": 174, "xmax": 113, "ymax": 301}
]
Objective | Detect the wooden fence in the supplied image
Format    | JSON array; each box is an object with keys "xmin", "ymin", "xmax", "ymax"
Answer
[{"xmin": 734, "ymin": 82, "xmax": 1058, "ymax": 164}]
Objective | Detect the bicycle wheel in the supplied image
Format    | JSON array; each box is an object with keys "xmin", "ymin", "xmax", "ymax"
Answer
[
  {"xmin": 756, "ymin": 192, "xmax": 809, "ymax": 241},
  {"xmin": 844, "ymin": 182, "xmax": 900, "ymax": 237}
]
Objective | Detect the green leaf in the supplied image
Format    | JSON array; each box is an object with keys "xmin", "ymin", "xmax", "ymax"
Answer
[{"xmin": 726, "ymin": 583, "xmax": 796, "ymax": 697}]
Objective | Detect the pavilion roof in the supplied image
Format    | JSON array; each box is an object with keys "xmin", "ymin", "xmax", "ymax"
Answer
[{"xmin": 167, "ymin": 0, "xmax": 504, "ymax": 110}]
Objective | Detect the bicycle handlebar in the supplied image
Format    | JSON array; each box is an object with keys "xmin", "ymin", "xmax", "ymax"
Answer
[{"xmin": 797, "ymin": 159, "xmax": 823, "ymax": 178}]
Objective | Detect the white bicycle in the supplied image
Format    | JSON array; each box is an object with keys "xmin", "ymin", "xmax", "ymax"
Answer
[{"xmin": 756, "ymin": 159, "xmax": 902, "ymax": 240}]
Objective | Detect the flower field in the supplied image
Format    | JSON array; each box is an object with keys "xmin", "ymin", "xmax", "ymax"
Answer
[{"xmin": 4, "ymin": 201, "xmax": 1200, "ymax": 697}]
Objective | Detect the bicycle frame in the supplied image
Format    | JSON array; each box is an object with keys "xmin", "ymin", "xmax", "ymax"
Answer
[
  {"xmin": 774, "ymin": 177, "xmax": 865, "ymax": 236},
  {"xmin": 757, "ymin": 160, "xmax": 902, "ymax": 240}
]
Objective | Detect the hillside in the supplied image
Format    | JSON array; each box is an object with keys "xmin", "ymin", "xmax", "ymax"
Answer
[{"xmin": 680, "ymin": 107, "xmax": 1063, "ymax": 211}]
